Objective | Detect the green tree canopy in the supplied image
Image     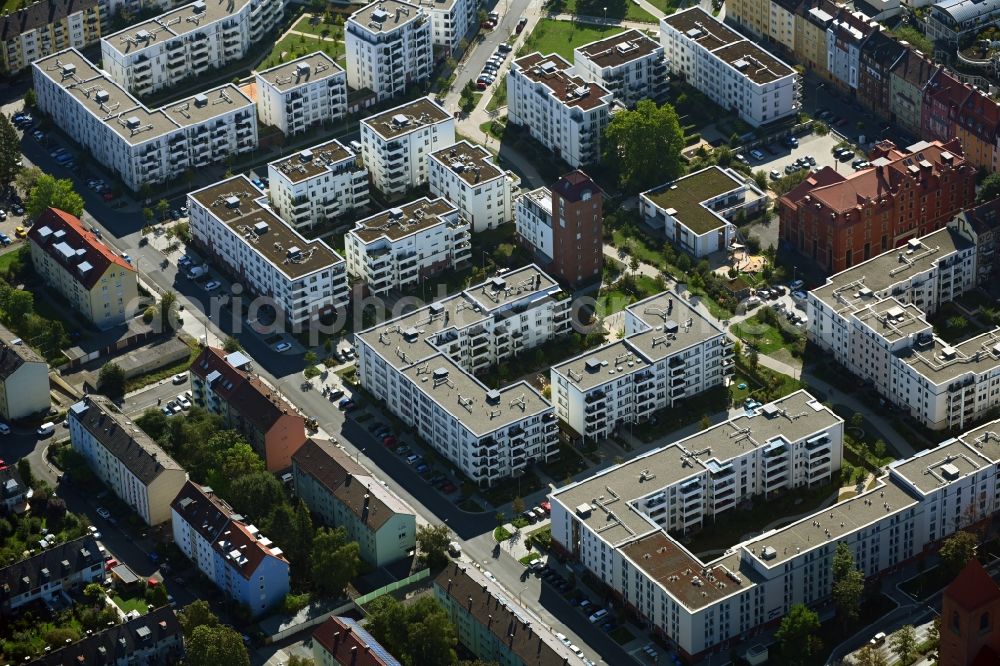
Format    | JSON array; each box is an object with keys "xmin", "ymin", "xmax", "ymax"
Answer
[
  {"xmin": 223, "ymin": 336, "xmax": 242, "ymax": 352},
  {"xmin": 227, "ymin": 470, "xmax": 286, "ymax": 522},
  {"xmin": 27, "ymin": 174, "xmax": 84, "ymax": 219},
  {"xmin": 0, "ymin": 115, "xmax": 20, "ymax": 185},
  {"xmin": 980, "ymin": 172, "xmax": 1000, "ymax": 203},
  {"xmin": 97, "ymin": 362, "xmax": 126, "ymax": 398},
  {"xmin": 185, "ymin": 624, "xmax": 250, "ymax": 666},
  {"xmin": 416, "ymin": 524, "xmax": 451, "ymax": 570},
  {"xmin": 854, "ymin": 644, "xmax": 888, "ymax": 666},
  {"xmin": 601, "ymin": 99, "xmax": 684, "ymax": 191},
  {"xmin": 311, "ymin": 526, "xmax": 361, "ymax": 597},
  {"xmin": 889, "ymin": 625, "xmax": 918, "ymax": 666},
  {"xmin": 366, "ymin": 595, "xmax": 458, "ymax": 666},
  {"xmin": 940, "ymin": 530, "xmax": 979, "ymax": 577},
  {"xmin": 774, "ymin": 604, "xmax": 822, "ymax": 666},
  {"xmin": 177, "ymin": 600, "xmax": 219, "ymax": 638}
]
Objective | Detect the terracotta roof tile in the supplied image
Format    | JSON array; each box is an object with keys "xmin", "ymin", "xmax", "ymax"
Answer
[
  {"xmin": 945, "ymin": 559, "xmax": 1000, "ymax": 612},
  {"xmin": 28, "ymin": 208, "xmax": 134, "ymax": 290}
]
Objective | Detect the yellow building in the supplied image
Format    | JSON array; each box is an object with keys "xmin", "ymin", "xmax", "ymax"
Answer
[
  {"xmin": 1, "ymin": 0, "xmax": 101, "ymax": 74},
  {"xmin": 28, "ymin": 208, "xmax": 138, "ymax": 330},
  {"xmin": 794, "ymin": 1, "xmax": 835, "ymax": 80},
  {"xmin": 727, "ymin": 0, "xmax": 770, "ymax": 38}
]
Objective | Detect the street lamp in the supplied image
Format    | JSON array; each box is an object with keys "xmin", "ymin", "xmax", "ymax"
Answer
[
  {"xmin": 603, "ymin": 6, "xmax": 607, "ymax": 21},
  {"xmin": 814, "ymin": 82, "xmax": 825, "ymax": 112}
]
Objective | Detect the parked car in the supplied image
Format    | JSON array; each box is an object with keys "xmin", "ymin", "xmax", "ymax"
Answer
[
  {"xmin": 749, "ymin": 149, "xmax": 765, "ymax": 161},
  {"xmin": 516, "ymin": 17, "xmax": 528, "ymax": 32},
  {"xmin": 789, "ymin": 279, "xmax": 804, "ymax": 290},
  {"xmin": 383, "ymin": 435, "xmax": 397, "ymax": 447},
  {"xmin": 395, "ymin": 445, "xmax": 411, "ymax": 455},
  {"xmin": 338, "ymin": 398, "xmax": 356, "ymax": 410},
  {"xmin": 406, "ymin": 454, "xmax": 422, "ymax": 465},
  {"xmin": 36, "ymin": 422, "xmax": 55, "ymax": 437},
  {"xmin": 539, "ymin": 500, "xmax": 551, "ymax": 515},
  {"xmin": 14, "ymin": 226, "xmax": 27, "ymax": 238},
  {"xmin": 769, "ymin": 169, "xmax": 780, "ymax": 180},
  {"xmin": 791, "ymin": 290, "xmax": 808, "ymax": 301},
  {"xmin": 172, "ymin": 372, "xmax": 188, "ymax": 385},
  {"xmin": 273, "ymin": 341, "xmax": 292, "ymax": 352},
  {"xmin": 96, "ymin": 507, "xmax": 111, "ymax": 519},
  {"xmin": 588, "ymin": 609, "xmax": 609, "ymax": 623},
  {"xmin": 521, "ymin": 510, "xmax": 537, "ymax": 524},
  {"xmin": 0, "ymin": 422, "xmax": 10, "ymax": 435},
  {"xmin": 204, "ymin": 280, "xmax": 222, "ymax": 291},
  {"xmin": 177, "ymin": 394, "xmax": 192, "ymax": 409}
]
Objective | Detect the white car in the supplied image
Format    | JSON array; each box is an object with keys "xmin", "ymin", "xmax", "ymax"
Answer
[
  {"xmin": 177, "ymin": 394, "xmax": 191, "ymax": 410},
  {"xmin": 555, "ymin": 633, "xmax": 571, "ymax": 647},
  {"xmin": 171, "ymin": 372, "xmax": 188, "ymax": 385},
  {"xmin": 88, "ymin": 525, "xmax": 102, "ymax": 539},
  {"xmin": 204, "ymin": 280, "xmax": 221, "ymax": 291},
  {"xmin": 274, "ymin": 341, "xmax": 292, "ymax": 352},
  {"xmin": 95, "ymin": 507, "xmax": 111, "ymax": 519},
  {"xmin": 791, "ymin": 290, "xmax": 808, "ymax": 301}
]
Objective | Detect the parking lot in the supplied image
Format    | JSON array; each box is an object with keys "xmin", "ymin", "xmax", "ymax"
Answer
[{"xmin": 746, "ymin": 132, "xmax": 856, "ymax": 180}]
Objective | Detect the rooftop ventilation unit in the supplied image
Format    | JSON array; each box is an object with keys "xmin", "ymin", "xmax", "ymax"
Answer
[
  {"xmin": 194, "ymin": 93, "xmax": 208, "ymax": 107},
  {"xmin": 940, "ymin": 463, "xmax": 961, "ymax": 480},
  {"xmin": 585, "ymin": 359, "xmax": 602, "ymax": 373},
  {"xmin": 907, "ymin": 238, "xmax": 921, "ymax": 250},
  {"xmin": 253, "ymin": 221, "xmax": 269, "ymax": 235},
  {"xmin": 95, "ymin": 90, "xmax": 109, "ymax": 104},
  {"xmin": 300, "ymin": 149, "xmax": 314, "ymax": 161},
  {"xmin": 391, "ymin": 114, "xmax": 409, "ymax": 127},
  {"xmin": 616, "ymin": 41, "xmax": 638, "ymax": 54},
  {"xmin": 486, "ymin": 389, "xmax": 501, "ymax": 404},
  {"xmin": 432, "ymin": 367, "xmax": 449, "ymax": 381},
  {"xmin": 225, "ymin": 196, "xmax": 240, "ymax": 208},
  {"xmin": 295, "ymin": 63, "xmax": 310, "ymax": 77},
  {"xmin": 125, "ymin": 116, "xmax": 141, "ymax": 129},
  {"xmin": 136, "ymin": 29, "xmax": 151, "ymax": 41},
  {"xmin": 61, "ymin": 62, "xmax": 76, "ymax": 77},
  {"xmin": 372, "ymin": 8, "xmax": 389, "ymax": 21},
  {"xmin": 287, "ymin": 246, "xmax": 302, "ymax": 260},
  {"xmin": 192, "ymin": 1, "xmax": 206, "ymax": 12},
  {"xmin": 761, "ymin": 546, "xmax": 777, "ymax": 560}
]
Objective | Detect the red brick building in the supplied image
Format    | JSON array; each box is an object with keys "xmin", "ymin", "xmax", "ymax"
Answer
[
  {"xmin": 778, "ymin": 138, "xmax": 975, "ymax": 274},
  {"xmin": 940, "ymin": 560, "xmax": 1000, "ymax": 666},
  {"xmin": 549, "ymin": 170, "xmax": 603, "ymax": 288}
]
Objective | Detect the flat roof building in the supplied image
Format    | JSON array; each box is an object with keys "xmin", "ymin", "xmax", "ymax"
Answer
[
  {"xmin": 346, "ymin": 0, "xmax": 432, "ymax": 101},
  {"xmin": 255, "ymin": 52, "xmax": 347, "ymax": 137},
  {"xmin": 429, "ymin": 140, "xmax": 519, "ymax": 232},
  {"xmin": 573, "ymin": 29, "xmax": 669, "ymax": 108}
]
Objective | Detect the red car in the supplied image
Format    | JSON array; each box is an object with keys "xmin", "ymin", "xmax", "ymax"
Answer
[
  {"xmin": 440, "ymin": 481, "xmax": 457, "ymax": 494},
  {"xmin": 383, "ymin": 435, "xmax": 397, "ymax": 447},
  {"xmin": 101, "ymin": 191, "xmax": 117, "ymax": 202},
  {"xmin": 105, "ymin": 558, "xmax": 119, "ymax": 571},
  {"xmin": 540, "ymin": 500, "xmax": 551, "ymax": 515}
]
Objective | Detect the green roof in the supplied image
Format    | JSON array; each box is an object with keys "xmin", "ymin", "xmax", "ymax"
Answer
[{"xmin": 643, "ymin": 167, "xmax": 743, "ymax": 235}]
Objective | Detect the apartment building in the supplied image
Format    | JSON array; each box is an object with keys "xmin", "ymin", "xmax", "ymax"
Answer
[
  {"xmin": 778, "ymin": 139, "xmax": 976, "ymax": 275},
  {"xmin": 33, "ymin": 49, "xmax": 257, "ymax": 191},
  {"xmin": 794, "ymin": 0, "xmax": 835, "ymax": 77},
  {"xmin": 660, "ymin": 8, "xmax": 800, "ymax": 127},
  {"xmin": 255, "ymin": 52, "xmax": 346, "ymax": 136},
  {"xmin": 345, "ymin": 0, "xmax": 432, "ymax": 101},
  {"xmin": 28, "ymin": 607, "xmax": 183, "ymax": 666},
  {"xmin": 1, "ymin": 0, "xmax": 101, "ymax": 74},
  {"xmin": 292, "ymin": 438, "xmax": 416, "ymax": 567},
  {"xmin": 360, "ymin": 96, "xmax": 454, "ymax": 196},
  {"xmin": 514, "ymin": 170, "xmax": 603, "ymax": 287},
  {"xmin": 267, "ymin": 140, "xmax": 369, "ymax": 231},
  {"xmin": 926, "ymin": 0, "xmax": 1000, "ymax": 45},
  {"xmin": 28, "ymin": 207, "xmax": 138, "ymax": 330},
  {"xmin": 187, "ymin": 175, "xmax": 349, "ymax": 327},
  {"xmin": 68, "ymin": 395, "xmax": 187, "ymax": 525},
  {"xmin": 826, "ymin": 9, "xmax": 878, "ymax": 92},
  {"xmin": 0, "ymin": 465, "xmax": 31, "ymax": 514},
  {"xmin": 807, "ymin": 222, "xmax": 1000, "ymax": 432},
  {"xmin": 189, "ymin": 346, "xmax": 307, "ymax": 471},
  {"xmin": 428, "ymin": 141, "xmax": 519, "ymax": 232},
  {"xmin": 0, "ymin": 323, "xmax": 50, "ymax": 421},
  {"xmin": 953, "ymin": 197, "xmax": 1000, "ymax": 285},
  {"xmin": 552, "ymin": 292, "xmax": 732, "ymax": 441},
  {"xmin": 889, "ymin": 50, "xmax": 935, "ymax": 137},
  {"xmin": 0, "ymin": 537, "xmax": 104, "ymax": 614},
  {"xmin": 171, "ymin": 481, "xmax": 289, "ymax": 616},
  {"xmin": 435, "ymin": 563, "xmax": 586, "ymax": 666},
  {"xmin": 355, "ymin": 265, "xmax": 569, "ymax": 486},
  {"xmin": 345, "ymin": 197, "xmax": 470, "ymax": 296},
  {"xmin": 572, "ymin": 29, "xmax": 669, "ymax": 108},
  {"xmin": 100, "ymin": 0, "xmax": 284, "ymax": 97},
  {"xmin": 507, "ymin": 53, "xmax": 612, "ymax": 168},
  {"xmin": 922, "ymin": 68, "xmax": 1000, "ymax": 173},
  {"xmin": 940, "ymin": 561, "xmax": 1000, "ymax": 666},
  {"xmin": 313, "ymin": 616, "xmax": 401, "ymax": 666},
  {"xmin": 639, "ymin": 166, "xmax": 767, "ymax": 258},
  {"xmin": 416, "ymin": 0, "xmax": 474, "ymax": 52}
]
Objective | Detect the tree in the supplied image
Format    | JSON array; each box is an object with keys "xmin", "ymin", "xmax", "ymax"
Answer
[
  {"xmin": 747, "ymin": 345, "xmax": 759, "ymax": 371},
  {"xmin": 699, "ymin": 414, "xmax": 711, "ymax": 430},
  {"xmin": 185, "ymin": 625, "xmax": 250, "ymax": 666},
  {"xmin": 227, "ymin": 471, "xmax": 286, "ymax": 522},
  {"xmin": 286, "ymin": 657, "xmax": 315, "ymax": 666},
  {"xmin": 940, "ymin": 530, "xmax": 979, "ymax": 577},
  {"xmin": 890, "ymin": 625, "xmax": 918, "ymax": 666},
  {"xmin": 774, "ymin": 604, "xmax": 821, "ymax": 666},
  {"xmin": 366, "ymin": 595, "xmax": 458, "ymax": 666},
  {"xmin": 155, "ymin": 199, "xmax": 169, "ymax": 221},
  {"xmin": 97, "ymin": 362, "xmax": 126, "ymax": 398},
  {"xmin": 833, "ymin": 567, "xmax": 864, "ymax": 627},
  {"xmin": 27, "ymin": 174, "xmax": 84, "ymax": 219},
  {"xmin": 160, "ymin": 291, "xmax": 177, "ymax": 331},
  {"xmin": 512, "ymin": 495, "xmax": 525, "ymax": 514},
  {"xmin": 220, "ymin": 442, "xmax": 265, "ymax": 486},
  {"xmin": 0, "ymin": 115, "xmax": 20, "ymax": 185},
  {"xmin": 24, "ymin": 88, "xmax": 36, "ymax": 108},
  {"xmin": 145, "ymin": 581, "xmax": 168, "ymax": 607},
  {"xmin": 142, "ymin": 207, "xmax": 154, "ymax": 223},
  {"xmin": 15, "ymin": 165, "xmax": 43, "ymax": 194},
  {"xmin": 303, "ymin": 351, "xmax": 318, "ymax": 366},
  {"xmin": 979, "ymin": 172, "xmax": 1000, "ymax": 203},
  {"xmin": 223, "ymin": 336, "xmax": 242, "ymax": 353},
  {"xmin": 416, "ymin": 524, "xmax": 451, "ymax": 570},
  {"xmin": 84, "ymin": 582, "xmax": 106, "ymax": 603},
  {"xmin": 311, "ymin": 527, "xmax": 361, "ymax": 597},
  {"xmin": 177, "ymin": 600, "xmax": 219, "ymax": 638},
  {"xmin": 16, "ymin": 458, "xmax": 34, "ymax": 488},
  {"xmin": 6, "ymin": 289, "xmax": 33, "ymax": 323},
  {"xmin": 853, "ymin": 644, "xmax": 888, "ymax": 666},
  {"xmin": 602, "ymin": 99, "xmax": 685, "ymax": 191}
]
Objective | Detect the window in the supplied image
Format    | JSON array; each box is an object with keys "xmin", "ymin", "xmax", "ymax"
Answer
[
  {"xmin": 952, "ymin": 611, "xmax": 961, "ymax": 635},
  {"xmin": 981, "ymin": 612, "xmax": 991, "ymax": 634}
]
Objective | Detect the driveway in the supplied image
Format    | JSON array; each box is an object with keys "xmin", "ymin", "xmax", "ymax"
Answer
[{"xmin": 749, "ymin": 132, "xmax": 851, "ymax": 178}]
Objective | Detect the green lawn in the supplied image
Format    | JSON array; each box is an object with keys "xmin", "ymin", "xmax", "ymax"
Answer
[
  {"xmin": 0, "ymin": 248, "xmax": 24, "ymax": 274},
  {"xmin": 518, "ymin": 553, "xmax": 541, "ymax": 566},
  {"xmin": 113, "ymin": 595, "xmax": 149, "ymax": 616},
  {"xmin": 645, "ymin": 0, "xmax": 683, "ymax": 14},
  {"xmin": 520, "ymin": 19, "xmax": 626, "ymax": 61},
  {"xmin": 486, "ymin": 78, "xmax": 507, "ymax": 112},
  {"xmin": 292, "ymin": 14, "xmax": 343, "ymax": 38},
  {"xmin": 124, "ymin": 337, "xmax": 200, "ymax": 392},
  {"xmin": 261, "ymin": 33, "xmax": 345, "ymax": 70},
  {"xmin": 549, "ymin": 0, "xmax": 659, "ymax": 22},
  {"xmin": 732, "ymin": 310, "xmax": 805, "ymax": 355},
  {"xmin": 494, "ymin": 526, "xmax": 513, "ymax": 541},
  {"xmin": 598, "ymin": 274, "xmax": 665, "ymax": 316}
]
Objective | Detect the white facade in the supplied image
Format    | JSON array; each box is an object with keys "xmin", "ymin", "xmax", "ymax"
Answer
[
  {"xmin": 67, "ymin": 395, "xmax": 187, "ymax": 526},
  {"xmin": 429, "ymin": 141, "xmax": 519, "ymax": 232},
  {"xmin": 267, "ymin": 139, "xmax": 370, "ymax": 231},
  {"xmin": 346, "ymin": 0, "xmax": 432, "ymax": 101},
  {"xmin": 507, "ymin": 53, "xmax": 612, "ymax": 168},
  {"xmin": 33, "ymin": 48, "xmax": 257, "ymax": 191},
  {"xmin": 807, "ymin": 224, "xmax": 1000, "ymax": 432},
  {"xmin": 187, "ymin": 175, "xmax": 349, "ymax": 327},
  {"xmin": 826, "ymin": 11, "xmax": 877, "ymax": 90},
  {"xmin": 0, "ymin": 325, "xmax": 50, "ymax": 421},
  {"xmin": 514, "ymin": 187, "xmax": 554, "ymax": 261},
  {"xmin": 573, "ymin": 29, "xmax": 669, "ymax": 108},
  {"xmin": 550, "ymin": 398, "xmax": 1000, "ymax": 660},
  {"xmin": 552, "ymin": 292, "xmax": 732, "ymax": 441},
  {"xmin": 255, "ymin": 52, "xmax": 346, "ymax": 136},
  {"xmin": 100, "ymin": 0, "xmax": 284, "ymax": 96},
  {"xmin": 345, "ymin": 197, "xmax": 470, "ymax": 295},
  {"xmin": 355, "ymin": 265, "xmax": 570, "ymax": 486},
  {"xmin": 360, "ymin": 96, "xmax": 455, "ymax": 196},
  {"xmin": 420, "ymin": 0, "xmax": 475, "ymax": 52},
  {"xmin": 660, "ymin": 7, "xmax": 800, "ymax": 127},
  {"xmin": 639, "ymin": 166, "xmax": 768, "ymax": 258}
]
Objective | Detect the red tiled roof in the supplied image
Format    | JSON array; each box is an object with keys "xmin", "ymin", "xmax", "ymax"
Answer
[
  {"xmin": 312, "ymin": 616, "xmax": 401, "ymax": 666},
  {"xmin": 945, "ymin": 559, "xmax": 1000, "ymax": 612},
  {"xmin": 28, "ymin": 208, "xmax": 134, "ymax": 290}
]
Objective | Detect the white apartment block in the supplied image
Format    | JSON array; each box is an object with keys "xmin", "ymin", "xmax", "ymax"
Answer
[
  {"xmin": 345, "ymin": 197, "xmax": 470, "ymax": 296},
  {"xmin": 515, "ymin": 187, "xmax": 555, "ymax": 260},
  {"xmin": 100, "ymin": 0, "xmax": 284, "ymax": 97},
  {"xmin": 639, "ymin": 166, "xmax": 768, "ymax": 258},
  {"xmin": 67, "ymin": 395, "xmax": 188, "ymax": 526},
  {"xmin": 573, "ymin": 29, "xmax": 669, "ymax": 108},
  {"xmin": 551, "ymin": 395, "xmax": 1000, "ymax": 661},
  {"xmin": 187, "ymin": 175, "xmax": 349, "ymax": 327},
  {"xmin": 33, "ymin": 48, "xmax": 257, "ymax": 191},
  {"xmin": 255, "ymin": 52, "xmax": 346, "ymax": 136},
  {"xmin": 552, "ymin": 292, "xmax": 732, "ymax": 441},
  {"xmin": 355, "ymin": 265, "xmax": 570, "ymax": 486},
  {"xmin": 807, "ymin": 224, "xmax": 1000, "ymax": 432},
  {"xmin": 267, "ymin": 139, "xmax": 370, "ymax": 231},
  {"xmin": 507, "ymin": 53, "xmax": 612, "ymax": 168},
  {"xmin": 346, "ymin": 0, "xmax": 432, "ymax": 101},
  {"xmin": 416, "ymin": 0, "xmax": 474, "ymax": 52},
  {"xmin": 429, "ymin": 141, "xmax": 519, "ymax": 232},
  {"xmin": 660, "ymin": 7, "xmax": 800, "ymax": 127},
  {"xmin": 360, "ymin": 96, "xmax": 454, "ymax": 196}
]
